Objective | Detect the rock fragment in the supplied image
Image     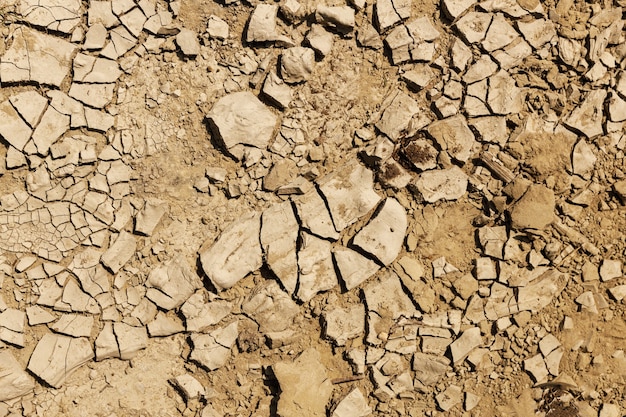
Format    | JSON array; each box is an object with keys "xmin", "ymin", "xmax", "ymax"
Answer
[
  {"xmin": 315, "ymin": 5, "xmax": 355, "ymax": 34},
  {"xmin": 246, "ymin": 4, "xmax": 290, "ymax": 43},
  {"xmin": 135, "ymin": 199, "xmax": 167, "ymax": 236},
  {"xmin": 242, "ymin": 282, "xmax": 298, "ymax": 333},
  {"xmin": 376, "ymin": 91, "xmax": 420, "ymax": 141},
  {"xmin": 332, "ymin": 388, "xmax": 372, "ymax": 417},
  {"xmin": 261, "ymin": 202, "xmax": 299, "ymax": 293},
  {"xmin": 27, "ymin": 333, "xmax": 93, "ymax": 388},
  {"xmin": 412, "ymin": 166, "xmax": 469, "ymax": 202},
  {"xmin": 171, "ymin": 374, "xmax": 205, "ymax": 401},
  {"xmin": 385, "ymin": 18, "xmax": 440, "ymax": 64},
  {"xmin": 199, "ymin": 212, "xmax": 262, "ymax": 291},
  {"xmin": 190, "ymin": 321, "xmax": 238, "ymax": 371},
  {"xmin": 375, "ymin": 0, "xmax": 410, "ymax": 31},
  {"xmin": 306, "ymin": 24, "xmax": 334, "ymax": 56},
  {"xmin": 436, "ymin": 385, "xmax": 462, "ymax": 411},
  {"xmin": 146, "ymin": 255, "xmax": 203, "ymax": 310},
  {"xmin": 482, "ymin": 13, "xmax": 518, "ymax": 51},
  {"xmin": 449, "ymin": 327, "xmax": 482, "ymax": 365},
  {"xmin": 318, "ymin": 161, "xmax": 381, "ymax": 231},
  {"xmin": 426, "ymin": 114, "xmax": 477, "ymax": 163},
  {"xmin": 273, "ymin": 348, "xmax": 333, "ymax": 417},
  {"xmin": 564, "ymin": 90, "xmax": 606, "ymax": 138},
  {"xmin": 181, "ymin": 292, "xmax": 232, "ymax": 332},
  {"xmin": 176, "ymin": 28, "xmax": 200, "ymax": 57},
  {"xmin": 101, "ymin": 231, "xmax": 136, "ymax": 274},
  {"xmin": 442, "ymin": 0, "xmax": 475, "ymax": 19},
  {"xmin": 509, "ymin": 184, "xmax": 555, "ymax": 230},
  {"xmin": 262, "ymin": 71, "xmax": 293, "ymax": 110},
  {"xmin": 206, "ymin": 92, "xmax": 278, "ymax": 160},
  {"xmin": 207, "ymin": 15, "xmax": 229, "ymax": 40},
  {"xmin": 600, "ymin": 260, "xmax": 622, "ymax": 282},
  {"xmin": 353, "ymin": 198, "xmax": 407, "ymax": 266},
  {"xmin": 280, "ymin": 47, "xmax": 315, "ymax": 84},
  {"xmin": 333, "ymin": 247, "xmax": 380, "ymax": 290}
]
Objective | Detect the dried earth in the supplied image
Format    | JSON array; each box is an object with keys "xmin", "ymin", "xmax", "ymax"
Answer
[{"xmin": 0, "ymin": 0, "xmax": 625, "ymax": 416}]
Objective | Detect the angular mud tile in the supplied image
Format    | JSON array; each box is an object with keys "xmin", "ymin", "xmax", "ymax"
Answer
[
  {"xmin": 26, "ymin": 306, "xmax": 55, "ymax": 325},
  {"xmin": 545, "ymin": 347, "xmax": 563, "ymax": 376},
  {"xmin": 0, "ymin": 27, "xmax": 77, "ymax": 87},
  {"xmin": 375, "ymin": 0, "xmax": 410, "ymax": 32},
  {"xmin": 190, "ymin": 321, "xmax": 238, "ymax": 370},
  {"xmin": 69, "ymin": 249, "xmax": 111, "ymax": 297},
  {"xmin": 200, "ymin": 212, "xmax": 262, "ymax": 291},
  {"xmin": 88, "ymin": 1, "xmax": 119, "ymax": 27},
  {"xmin": 353, "ymin": 198, "xmax": 407, "ymax": 266},
  {"xmin": 449, "ymin": 327, "xmax": 482, "ymax": 365},
  {"xmin": 0, "ymin": 100, "xmax": 32, "ymax": 151},
  {"xmin": 443, "ymin": 0, "xmax": 476, "ymax": 19},
  {"xmin": 318, "ymin": 161, "xmax": 381, "ymax": 232},
  {"xmin": 436, "ymin": 385, "xmax": 462, "ymax": 411},
  {"xmin": 20, "ymin": 0, "xmax": 82, "ymax": 33},
  {"xmin": 0, "ymin": 308, "xmax": 25, "ymax": 346},
  {"xmin": 492, "ymin": 38, "xmax": 533, "ymax": 69},
  {"xmin": 120, "ymin": 7, "xmax": 147, "ymax": 37},
  {"xmin": 376, "ymin": 91, "xmax": 419, "ymax": 141},
  {"xmin": 608, "ymin": 285, "xmax": 626, "ymax": 301},
  {"xmin": 85, "ymin": 108, "xmax": 115, "ymax": 132},
  {"xmin": 181, "ymin": 292, "xmax": 232, "ymax": 332},
  {"xmin": 242, "ymin": 282, "xmax": 298, "ymax": 333},
  {"xmin": 207, "ymin": 15, "xmax": 229, "ymax": 40},
  {"xmin": 306, "ymin": 24, "xmax": 334, "ymax": 57},
  {"xmin": 426, "ymin": 114, "xmax": 476, "ymax": 163},
  {"xmin": 50, "ymin": 313, "xmax": 93, "ymax": 338},
  {"xmin": 357, "ymin": 23, "xmax": 384, "ymax": 49},
  {"xmin": 27, "ymin": 333, "xmax": 94, "ymax": 388},
  {"xmin": 146, "ymin": 255, "xmax": 203, "ymax": 310},
  {"xmin": 95, "ymin": 322, "xmax": 119, "ymax": 360},
  {"xmin": 147, "ymin": 311, "xmax": 185, "ymax": 337},
  {"xmin": 206, "ymin": 92, "xmax": 278, "ymax": 160},
  {"xmin": 101, "ymin": 26, "xmax": 137, "ymax": 60},
  {"xmin": 332, "ymin": 387, "xmax": 371, "ymax": 417},
  {"xmin": 509, "ymin": 184, "xmax": 555, "ymax": 230},
  {"xmin": 333, "ymin": 246, "xmax": 380, "ymax": 290},
  {"xmin": 171, "ymin": 374, "xmax": 205, "ymax": 401},
  {"xmin": 322, "ymin": 304, "xmax": 365, "ymax": 346},
  {"xmin": 315, "ymin": 5, "xmax": 355, "ymax": 34},
  {"xmin": 297, "ymin": 232, "xmax": 338, "ymax": 302},
  {"xmin": 47, "ymin": 90, "xmax": 87, "ymax": 128},
  {"xmin": 385, "ymin": 18, "xmax": 440, "ymax": 64},
  {"xmin": 280, "ymin": 47, "xmax": 315, "ymax": 84},
  {"xmin": 413, "ymin": 166, "xmax": 469, "ymax": 202},
  {"xmin": 487, "ymin": 70, "xmax": 523, "ymax": 115},
  {"xmin": 9, "ymin": 91, "xmax": 48, "ymax": 128},
  {"xmin": 73, "ymin": 54, "xmax": 123, "ymax": 83},
  {"xmin": 599, "ymin": 404, "xmax": 621, "ymax": 417},
  {"xmin": 599, "ymin": 259, "xmax": 622, "ymax": 282},
  {"xmin": 101, "ymin": 231, "xmax": 136, "ymax": 274},
  {"xmin": 135, "ymin": 199, "xmax": 167, "ymax": 236},
  {"xmin": 31, "ymin": 106, "xmax": 70, "ymax": 156},
  {"xmin": 62, "ymin": 280, "xmax": 99, "ymax": 313},
  {"xmin": 84, "ymin": 23, "xmax": 108, "ymax": 49},
  {"xmin": 176, "ymin": 28, "xmax": 200, "ymax": 57},
  {"xmin": 403, "ymin": 138, "xmax": 438, "ymax": 172},
  {"xmin": 363, "ymin": 271, "xmax": 418, "ymax": 345},
  {"xmin": 564, "ymin": 90, "xmax": 606, "ymax": 138},
  {"xmin": 455, "ymin": 12, "xmax": 492, "ymax": 44},
  {"xmin": 261, "ymin": 202, "xmax": 299, "ymax": 294},
  {"xmin": 517, "ymin": 18, "xmax": 556, "ymax": 49},
  {"xmin": 517, "ymin": 269, "xmax": 568, "ymax": 312},
  {"xmin": 273, "ymin": 348, "xmax": 333, "ymax": 417},
  {"xmin": 69, "ymin": 83, "xmax": 115, "ymax": 109},
  {"xmin": 131, "ymin": 298, "xmax": 157, "ymax": 325},
  {"xmin": 524, "ymin": 353, "xmax": 548, "ymax": 383},
  {"xmin": 293, "ymin": 188, "xmax": 339, "ymax": 240},
  {"xmin": 464, "ymin": 55, "xmax": 498, "ymax": 84},
  {"xmin": 482, "ymin": 13, "xmax": 518, "ymax": 51},
  {"xmin": 113, "ymin": 322, "xmax": 148, "ymax": 360},
  {"xmin": 0, "ymin": 351, "xmax": 35, "ymax": 401},
  {"xmin": 412, "ymin": 353, "xmax": 449, "ymax": 390}
]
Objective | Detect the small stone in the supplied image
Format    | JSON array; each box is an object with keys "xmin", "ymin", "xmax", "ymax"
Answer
[
  {"xmin": 435, "ymin": 385, "xmax": 462, "ymax": 411},
  {"xmin": 599, "ymin": 259, "xmax": 622, "ymax": 282},
  {"xmin": 315, "ymin": 5, "xmax": 355, "ymax": 34},
  {"xmin": 207, "ymin": 15, "xmax": 229, "ymax": 40},
  {"xmin": 262, "ymin": 71, "xmax": 293, "ymax": 109},
  {"xmin": 206, "ymin": 92, "xmax": 278, "ymax": 161},
  {"xmin": 412, "ymin": 166, "xmax": 469, "ymax": 202},
  {"xmin": 280, "ymin": 47, "xmax": 315, "ymax": 84},
  {"xmin": 509, "ymin": 184, "xmax": 555, "ymax": 230},
  {"xmin": 199, "ymin": 212, "xmax": 262, "ymax": 291},
  {"xmin": 306, "ymin": 24, "xmax": 334, "ymax": 57},
  {"xmin": 176, "ymin": 28, "xmax": 200, "ymax": 57},
  {"xmin": 332, "ymin": 388, "xmax": 372, "ymax": 417},
  {"xmin": 171, "ymin": 374, "xmax": 205, "ymax": 401}
]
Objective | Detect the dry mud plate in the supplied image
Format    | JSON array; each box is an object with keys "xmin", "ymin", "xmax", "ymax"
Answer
[{"xmin": 0, "ymin": 0, "xmax": 625, "ymax": 415}]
